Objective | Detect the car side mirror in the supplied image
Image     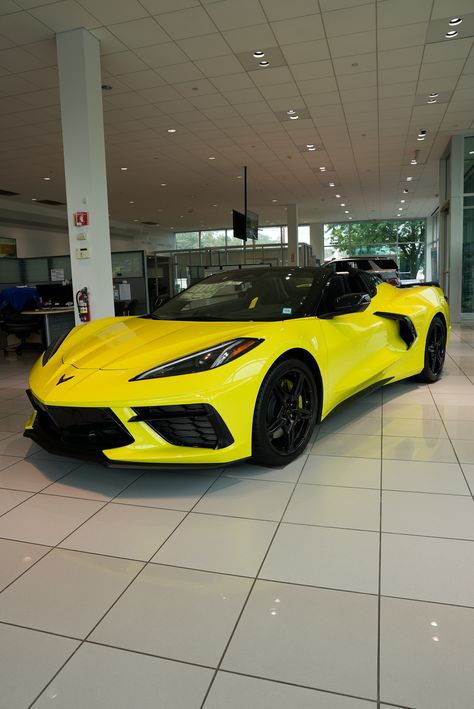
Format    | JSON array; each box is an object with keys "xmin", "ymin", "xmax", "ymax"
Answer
[{"xmin": 333, "ymin": 292, "xmax": 371, "ymax": 314}]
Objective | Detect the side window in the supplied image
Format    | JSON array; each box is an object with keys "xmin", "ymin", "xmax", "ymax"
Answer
[{"xmin": 356, "ymin": 270, "xmax": 377, "ymax": 297}]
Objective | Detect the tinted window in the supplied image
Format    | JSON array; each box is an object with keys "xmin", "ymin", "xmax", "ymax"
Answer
[{"xmin": 372, "ymin": 258, "xmax": 398, "ymax": 270}]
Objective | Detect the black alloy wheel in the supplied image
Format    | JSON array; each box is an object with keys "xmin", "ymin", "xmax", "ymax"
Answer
[
  {"xmin": 252, "ymin": 358, "xmax": 318, "ymax": 466},
  {"xmin": 416, "ymin": 317, "xmax": 446, "ymax": 383}
]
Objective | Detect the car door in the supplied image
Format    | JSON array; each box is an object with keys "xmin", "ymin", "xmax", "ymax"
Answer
[{"xmin": 316, "ymin": 271, "xmax": 397, "ymax": 412}]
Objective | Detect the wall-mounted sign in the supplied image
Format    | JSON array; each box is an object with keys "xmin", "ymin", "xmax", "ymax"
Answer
[{"xmin": 74, "ymin": 211, "xmax": 89, "ymax": 226}]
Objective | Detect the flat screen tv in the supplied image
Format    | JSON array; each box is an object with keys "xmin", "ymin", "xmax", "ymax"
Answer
[{"xmin": 232, "ymin": 209, "xmax": 258, "ymax": 241}]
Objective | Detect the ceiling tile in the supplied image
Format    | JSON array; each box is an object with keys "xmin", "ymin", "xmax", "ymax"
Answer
[
  {"xmin": 377, "ymin": 46, "xmax": 424, "ymax": 70},
  {"xmin": 205, "ymin": 0, "xmax": 266, "ymax": 30},
  {"xmin": 379, "ymin": 65, "xmax": 421, "ymax": 85},
  {"xmin": 103, "ymin": 91, "xmax": 148, "ymax": 108},
  {"xmin": 289, "ymin": 60, "xmax": 334, "ymax": 81},
  {"xmin": 323, "ymin": 3, "xmax": 375, "ymax": 38},
  {"xmin": 0, "ymin": 11, "xmax": 53, "ymax": 43},
  {"xmin": 340, "ymin": 85, "xmax": 377, "ymax": 103},
  {"xmin": 90, "ymin": 27, "xmax": 127, "ymax": 54},
  {"xmin": 30, "ymin": 0, "xmax": 100, "ymax": 31},
  {"xmin": 77, "ymin": 0, "xmax": 147, "ymax": 23},
  {"xmin": 377, "ymin": 23, "xmax": 428, "ymax": 51},
  {"xmin": 0, "ymin": 73, "xmax": 38, "ymax": 95},
  {"xmin": 140, "ymin": 0, "xmax": 198, "ymax": 12},
  {"xmin": 211, "ymin": 73, "xmax": 254, "ymax": 91},
  {"xmin": 177, "ymin": 33, "xmax": 232, "ymax": 60},
  {"xmin": 377, "ymin": 0, "xmax": 432, "ymax": 29},
  {"xmin": 0, "ymin": 46, "xmax": 46, "ymax": 71},
  {"xmin": 258, "ymin": 81, "xmax": 300, "ymax": 99},
  {"xmin": 108, "ymin": 18, "xmax": 170, "ymax": 49},
  {"xmin": 134, "ymin": 42, "xmax": 188, "ymax": 68},
  {"xmin": 222, "ymin": 24, "xmax": 275, "ymax": 53},
  {"xmin": 431, "ymin": 0, "xmax": 474, "ymax": 20},
  {"xmin": 175, "ymin": 78, "xmax": 218, "ymax": 96},
  {"xmin": 156, "ymin": 7, "xmax": 218, "ymax": 40},
  {"xmin": 304, "ymin": 90, "xmax": 340, "ymax": 106},
  {"xmin": 378, "ymin": 80, "xmax": 417, "ymax": 98},
  {"xmin": 419, "ymin": 58, "xmax": 466, "ymax": 80},
  {"xmin": 18, "ymin": 66, "xmax": 58, "ymax": 88},
  {"xmin": 222, "ymin": 86, "xmax": 263, "ymax": 103},
  {"xmin": 281, "ymin": 39, "xmax": 330, "ymax": 65},
  {"xmin": 260, "ymin": 0, "xmax": 317, "ymax": 22},
  {"xmin": 271, "ymin": 14, "xmax": 324, "ymax": 44},
  {"xmin": 119, "ymin": 69, "xmax": 165, "ymax": 90},
  {"xmin": 102, "ymin": 51, "xmax": 149, "ymax": 75},
  {"xmin": 337, "ymin": 70, "xmax": 376, "ymax": 89},
  {"xmin": 297, "ymin": 76, "xmax": 338, "ymax": 93},
  {"xmin": 158, "ymin": 61, "xmax": 205, "ymax": 83},
  {"xmin": 250, "ymin": 66, "xmax": 293, "ymax": 86},
  {"xmin": 188, "ymin": 92, "xmax": 227, "ymax": 107},
  {"xmin": 417, "ymin": 75, "xmax": 461, "ymax": 93},
  {"xmin": 328, "ymin": 31, "xmax": 376, "ymax": 58},
  {"xmin": 423, "ymin": 37, "xmax": 473, "ymax": 63},
  {"xmin": 332, "ymin": 53, "xmax": 376, "ymax": 75},
  {"xmin": 194, "ymin": 55, "xmax": 244, "ymax": 78},
  {"xmin": 138, "ymin": 85, "xmax": 182, "ymax": 102}
]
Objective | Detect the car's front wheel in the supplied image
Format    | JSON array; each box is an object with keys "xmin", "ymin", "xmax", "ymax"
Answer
[
  {"xmin": 252, "ymin": 358, "xmax": 318, "ymax": 466},
  {"xmin": 416, "ymin": 316, "xmax": 446, "ymax": 383}
]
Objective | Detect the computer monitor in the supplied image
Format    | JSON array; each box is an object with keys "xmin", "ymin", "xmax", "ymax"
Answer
[{"xmin": 36, "ymin": 283, "xmax": 73, "ymax": 307}]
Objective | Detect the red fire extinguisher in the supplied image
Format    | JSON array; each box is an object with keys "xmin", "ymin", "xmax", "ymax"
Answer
[{"xmin": 76, "ymin": 287, "xmax": 90, "ymax": 322}]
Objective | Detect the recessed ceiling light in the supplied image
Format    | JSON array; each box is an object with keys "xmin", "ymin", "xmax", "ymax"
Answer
[
  {"xmin": 429, "ymin": 92, "xmax": 439, "ymax": 98},
  {"xmin": 401, "ymin": 199, "xmax": 406, "ymax": 203},
  {"xmin": 403, "ymin": 188, "xmax": 409, "ymax": 193},
  {"xmin": 427, "ymin": 98, "xmax": 437, "ymax": 103},
  {"xmin": 319, "ymin": 166, "xmax": 326, "ymax": 171},
  {"xmin": 289, "ymin": 114, "xmax": 299, "ymax": 120},
  {"xmin": 120, "ymin": 167, "xmax": 128, "ymax": 171},
  {"xmin": 469, "ymin": 150, "xmax": 474, "ymax": 155},
  {"xmin": 348, "ymin": 216, "xmax": 353, "ymax": 220},
  {"xmin": 287, "ymin": 109, "xmax": 297, "ymax": 115},
  {"xmin": 133, "ymin": 219, "xmax": 139, "ymax": 222},
  {"xmin": 406, "ymin": 177, "xmax": 413, "ymax": 181},
  {"xmin": 449, "ymin": 17, "xmax": 462, "ymax": 26},
  {"xmin": 308, "ymin": 146, "xmax": 316, "ymax": 151},
  {"xmin": 306, "ymin": 143, "xmax": 314, "ymax": 148},
  {"xmin": 335, "ymin": 194, "xmax": 341, "ymax": 198},
  {"xmin": 445, "ymin": 30, "xmax": 458, "ymax": 38},
  {"xmin": 272, "ymin": 199, "xmax": 277, "ymax": 202},
  {"xmin": 160, "ymin": 183, "xmax": 167, "ymax": 186},
  {"xmin": 259, "ymin": 60, "xmax": 270, "ymax": 67},
  {"xmin": 43, "ymin": 176, "xmax": 51, "ymax": 181},
  {"xmin": 31, "ymin": 198, "xmax": 37, "ymax": 201},
  {"xmin": 253, "ymin": 50, "xmax": 265, "ymax": 57},
  {"xmin": 167, "ymin": 128, "xmax": 176, "ymax": 133},
  {"xmin": 411, "ymin": 159, "xmax": 417, "ymax": 164},
  {"xmin": 237, "ymin": 175, "xmax": 242, "ymax": 179},
  {"xmin": 329, "ymin": 182, "xmax": 335, "ymax": 187},
  {"xmin": 208, "ymin": 156, "xmax": 216, "ymax": 160},
  {"xmin": 340, "ymin": 203, "xmax": 345, "ymax": 206},
  {"xmin": 129, "ymin": 200, "xmax": 134, "ymax": 204},
  {"xmin": 212, "ymin": 204, "xmax": 217, "ymax": 207},
  {"xmin": 344, "ymin": 210, "xmax": 349, "ymax": 214},
  {"xmin": 417, "ymin": 136, "xmax": 425, "ymax": 141}
]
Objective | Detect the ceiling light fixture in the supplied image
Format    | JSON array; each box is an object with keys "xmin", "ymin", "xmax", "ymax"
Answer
[
  {"xmin": 429, "ymin": 92, "xmax": 439, "ymax": 98},
  {"xmin": 306, "ymin": 143, "xmax": 314, "ymax": 147},
  {"xmin": 411, "ymin": 158, "xmax": 417, "ymax": 164},
  {"xmin": 403, "ymin": 188, "xmax": 409, "ymax": 193},
  {"xmin": 449, "ymin": 17, "xmax": 462, "ymax": 25},
  {"xmin": 259, "ymin": 60, "xmax": 270, "ymax": 67},
  {"xmin": 344, "ymin": 210, "xmax": 349, "ymax": 214},
  {"xmin": 208, "ymin": 156, "xmax": 216, "ymax": 160},
  {"xmin": 287, "ymin": 109, "xmax": 296, "ymax": 115},
  {"xmin": 120, "ymin": 167, "xmax": 128, "ymax": 171},
  {"xmin": 31, "ymin": 198, "xmax": 37, "ymax": 201},
  {"xmin": 289, "ymin": 114, "xmax": 299, "ymax": 120},
  {"xmin": 445, "ymin": 30, "xmax": 458, "ymax": 38},
  {"xmin": 340, "ymin": 203, "xmax": 345, "ymax": 206},
  {"xmin": 167, "ymin": 128, "xmax": 176, "ymax": 133},
  {"xmin": 469, "ymin": 150, "xmax": 474, "ymax": 155},
  {"xmin": 406, "ymin": 176, "xmax": 413, "ymax": 181},
  {"xmin": 253, "ymin": 50, "xmax": 265, "ymax": 57},
  {"xmin": 129, "ymin": 200, "xmax": 135, "ymax": 204},
  {"xmin": 308, "ymin": 146, "xmax": 316, "ymax": 151},
  {"xmin": 427, "ymin": 98, "xmax": 437, "ymax": 103},
  {"xmin": 272, "ymin": 199, "xmax": 277, "ymax": 202},
  {"xmin": 43, "ymin": 177, "xmax": 51, "ymax": 181},
  {"xmin": 329, "ymin": 182, "xmax": 335, "ymax": 187},
  {"xmin": 160, "ymin": 183, "xmax": 167, "ymax": 186},
  {"xmin": 319, "ymin": 166, "xmax": 326, "ymax": 171},
  {"xmin": 401, "ymin": 199, "xmax": 406, "ymax": 203},
  {"xmin": 335, "ymin": 193, "xmax": 341, "ymax": 198}
]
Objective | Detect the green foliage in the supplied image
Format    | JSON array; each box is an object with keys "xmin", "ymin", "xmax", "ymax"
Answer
[{"xmin": 328, "ymin": 220, "xmax": 425, "ymax": 277}]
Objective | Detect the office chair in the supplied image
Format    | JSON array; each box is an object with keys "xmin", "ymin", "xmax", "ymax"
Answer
[{"xmin": 1, "ymin": 305, "xmax": 42, "ymax": 356}]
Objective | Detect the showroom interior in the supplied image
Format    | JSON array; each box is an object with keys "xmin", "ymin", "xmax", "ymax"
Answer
[{"xmin": 0, "ymin": 0, "xmax": 474, "ymax": 708}]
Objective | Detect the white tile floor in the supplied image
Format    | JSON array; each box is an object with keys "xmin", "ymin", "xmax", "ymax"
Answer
[{"xmin": 0, "ymin": 324, "xmax": 473, "ymax": 709}]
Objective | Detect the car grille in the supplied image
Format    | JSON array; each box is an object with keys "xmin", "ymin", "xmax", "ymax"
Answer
[
  {"xmin": 27, "ymin": 391, "xmax": 134, "ymax": 451},
  {"xmin": 130, "ymin": 404, "xmax": 234, "ymax": 449}
]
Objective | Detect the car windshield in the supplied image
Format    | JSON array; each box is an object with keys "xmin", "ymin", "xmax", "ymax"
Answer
[{"xmin": 151, "ymin": 268, "xmax": 324, "ymax": 321}]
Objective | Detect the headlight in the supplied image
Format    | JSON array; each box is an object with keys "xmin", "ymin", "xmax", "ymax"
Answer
[
  {"xmin": 42, "ymin": 328, "xmax": 73, "ymax": 366},
  {"xmin": 131, "ymin": 338, "xmax": 262, "ymax": 381}
]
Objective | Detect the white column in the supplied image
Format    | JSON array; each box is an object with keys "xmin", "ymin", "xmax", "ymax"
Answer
[
  {"xmin": 56, "ymin": 28, "xmax": 114, "ymax": 323},
  {"xmin": 447, "ymin": 135, "xmax": 464, "ymax": 322},
  {"xmin": 309, "ymin": 223, "xmax": 324, "ymax": 264},
  {"xmin": 286, "ymin": 204, "xmax": 299, "ymax": 266}
]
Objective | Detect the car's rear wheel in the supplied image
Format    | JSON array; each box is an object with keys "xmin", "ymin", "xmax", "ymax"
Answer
[
  {"xmin": 416, "ymin": 316, "xmax": 446, "ymax": 383},
  {"xmin": 252, "ymin": 358, "xmax": 318, "ymax": 466}
]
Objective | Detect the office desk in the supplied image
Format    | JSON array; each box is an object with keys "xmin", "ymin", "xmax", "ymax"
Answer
[{"xmin": 22, "ymin": 307, "xmax": 75, "ymax": 346}]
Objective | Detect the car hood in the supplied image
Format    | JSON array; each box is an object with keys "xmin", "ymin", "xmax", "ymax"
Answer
[{"xmin": 61, "ymin": 316, "xmax": 265, "ymax": 371}]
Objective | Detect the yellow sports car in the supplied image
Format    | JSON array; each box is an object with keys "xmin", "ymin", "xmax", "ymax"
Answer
[{"xmin": 24, "ymin": 266, "xmax": 449, "ymax": 467}]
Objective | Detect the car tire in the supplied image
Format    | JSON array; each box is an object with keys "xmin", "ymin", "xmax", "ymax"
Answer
[
  {"xmin": 252, "ymin": 358, "xmax": 318, "ymax": 467},
  {"xmin": 415, "ymin": 316, "xmax": 447, "ymax": 383}
]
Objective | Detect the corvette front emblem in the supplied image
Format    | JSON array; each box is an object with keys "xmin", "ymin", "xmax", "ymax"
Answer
[{"xmin": 57, "ymin": 374, "xmax": 74, "ymax": 385}]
